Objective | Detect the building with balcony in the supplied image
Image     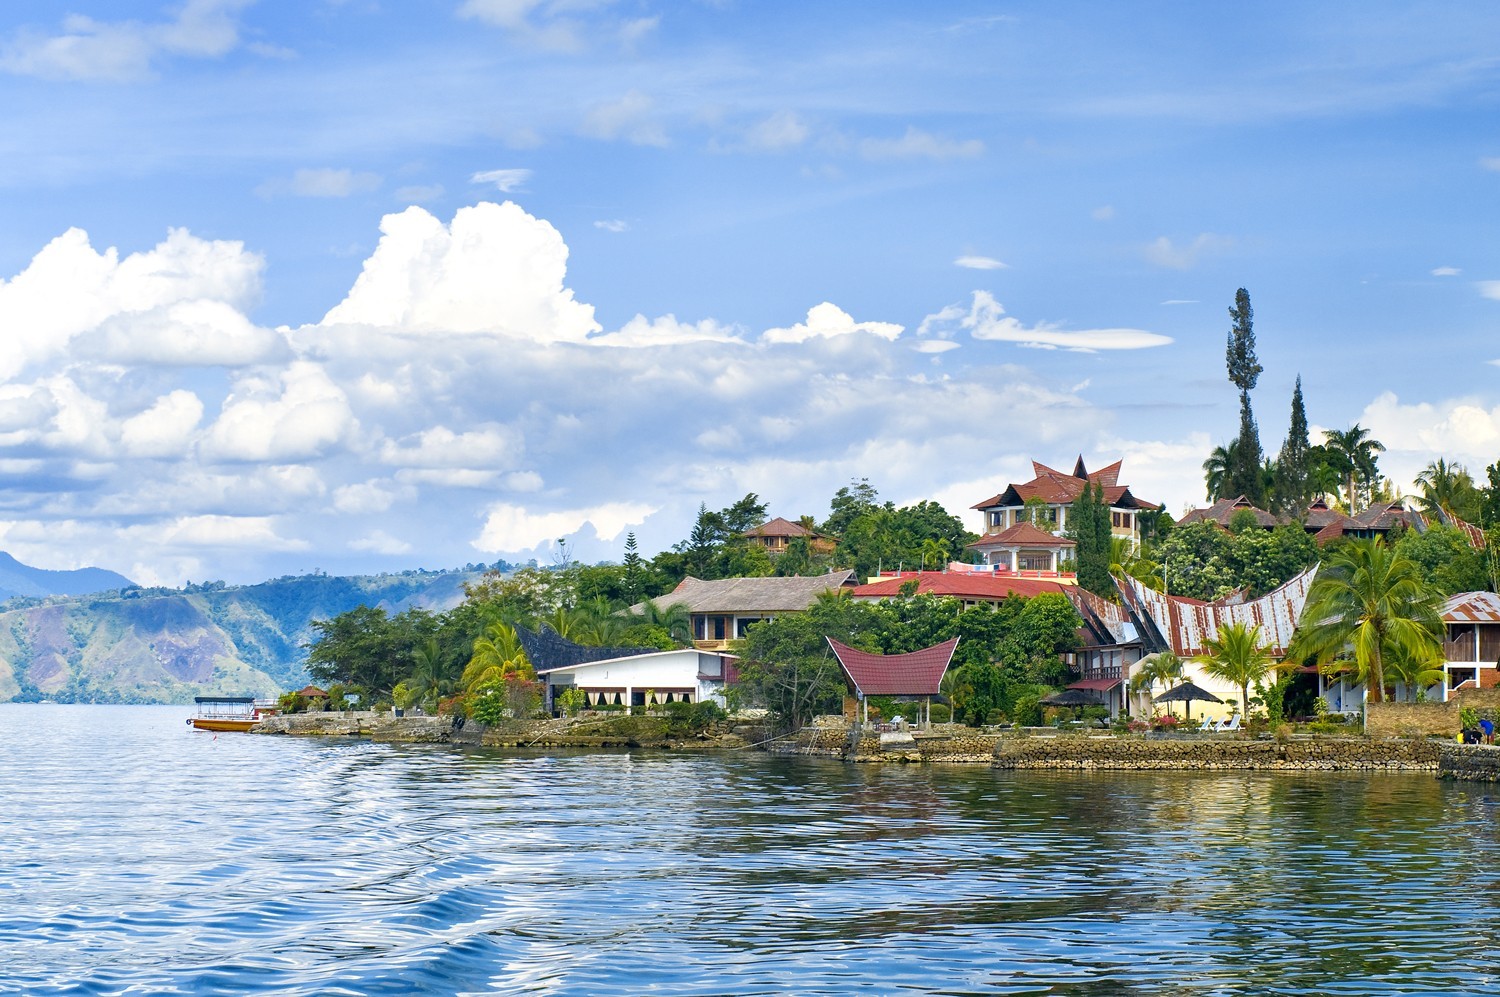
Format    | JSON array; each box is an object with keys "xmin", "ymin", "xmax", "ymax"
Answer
[
  {"xmin": 1441, "ymin": 591, "xmax": 1500, "ymax": 699},
  {"xmin": 970, "ymin": 456, "xmax": 1161, "ymax": 563},
  {"xmin": 632, "ymin": 570, "xmax": 858, "ymax": 650}
]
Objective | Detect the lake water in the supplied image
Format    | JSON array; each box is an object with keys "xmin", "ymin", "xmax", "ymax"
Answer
[{"xmin": 5, "ymin": 705, "xmax": 1500, "ymax": 995}]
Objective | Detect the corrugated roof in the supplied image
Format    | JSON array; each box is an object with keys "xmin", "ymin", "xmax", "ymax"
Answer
[
  {"xmin": 635, "ymin": 571, "xmax": 856, "ymax": 614},
  {"xmin": 1443, "ymin": 592, "xmax": 1500, "ymax": 624},
  {"xmin": 1114, "ymin": 567, "xmax": 1315, "ymax": 658},
  {"xmin": 827, "ymin": 636, "xmax": 958, "ymax": 696}
]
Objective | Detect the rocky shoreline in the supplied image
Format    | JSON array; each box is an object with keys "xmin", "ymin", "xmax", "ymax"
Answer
[{"xmin": 251, "ymin": 712, "xmax": 1499, "ymax": 780}]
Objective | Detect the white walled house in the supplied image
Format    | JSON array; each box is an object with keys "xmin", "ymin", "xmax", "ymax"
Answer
[{"xmin": 536, "ymin": 648, "xmax": 738, "ymax": 713}]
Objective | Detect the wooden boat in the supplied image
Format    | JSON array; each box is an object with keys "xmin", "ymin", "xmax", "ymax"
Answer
[{"xmin": 188, "ymin": 696, "xmax": 276, "ymax": 732}]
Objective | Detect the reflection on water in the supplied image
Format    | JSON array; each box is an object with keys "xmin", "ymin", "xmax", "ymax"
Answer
[{"xmin": 3, "ymin": 705, "xmax": 1500, "ymax": 995}]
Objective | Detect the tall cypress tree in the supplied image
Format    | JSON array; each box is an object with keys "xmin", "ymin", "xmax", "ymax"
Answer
[
  {"xmin": 1067, "ymin": 482, "xmax": 1114, "ymax": 598},
  {"xmin": 1225, "ymin": 288, "xmax": 1265, "ymax": 505},
  {"xmin": 1272, "ymin": 376, "xmax": 1310, "ymax": 518}
]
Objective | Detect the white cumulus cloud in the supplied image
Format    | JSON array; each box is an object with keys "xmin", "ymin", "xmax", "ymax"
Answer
[
  {"xmin": 1143, "ymin": 233, "xmax": 1232, "ymax": 270},
  {"xmin": 204, "ymin": 362, "xmax": 356, "ymax": 462},
  {"xmin": 954, "ymin": 255, "xmax": 1007, "ymax": 270},
  {"xmin": 591, "ymin": 313, "xmax": 744, "ymax": 348},
  {"xmin": 762, "ymin": 302, "xmax": 903, "ymax": 344},
  {"xmin": 120, "ymin": 390, "xmax": 205, "ymax": 458},
  {"xmin": 0, "ymin": 226, "xmax": 263, "ymax": 379},
  {"xmin": 318, "ymin": 201, "xmax": 599, "ymax": 341}
]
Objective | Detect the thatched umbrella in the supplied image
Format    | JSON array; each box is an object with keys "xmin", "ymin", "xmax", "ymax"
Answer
[
  {"xmin": 1152, "ymin": 680, "xmax": 1223, "ymax": 721},
  {"xmin": 1042, "ymin": 687, "xmax": 1104, "ymax": 720}
]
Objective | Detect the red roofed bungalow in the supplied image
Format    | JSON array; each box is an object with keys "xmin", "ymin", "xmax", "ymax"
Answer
[{"xmin": 826, "ymin": 636, "xmax": 959, "ymax": 729}]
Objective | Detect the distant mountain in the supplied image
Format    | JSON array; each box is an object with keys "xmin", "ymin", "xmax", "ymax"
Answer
[
  {"xmin": 0, "ymin": 568, "xmax": 490, "ymax": 704},
  {"xmin": 0, "ymin": 552, "xmax": 135, "ymax": 601}
]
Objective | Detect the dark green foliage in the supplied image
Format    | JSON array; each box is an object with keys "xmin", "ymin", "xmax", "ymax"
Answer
[
  {"xmin": 305, "ymin": 605, "xmax": 441, "ymax": 698},
  {"xmin": 735, "ymin": 596, "xmax": 887, "ymax": 731},
  {"xmin": 1272, "ymin": 376, "xmax": 1311, "ymax": 516},
  {"xmin": 1159, "ymin": 521, "xmax": 1317, "ymax": 601},
  {"xmin": 1225, "ymin": 288, "xmax": 1266, "ymax": 505},
  {"xmin": 833, "ymin": 498, "xmax": 975, "ymax": 579},
  {"xmin": 621, "ymin": 533, "xmax": 644, "ymax": 603},
  {"xmin": 1066, "ymin": 482, "xmax": 1114, "ymax": 597},
  {"xmin": 1391, "ymin": 524, "xmax": 1489, "ymax": 596},
  {"xmin": 1483, "ymin": 462, "xmax": 1500, "ymax": 527},
  {"xmin": 823, "ymin": 478, "xmax": 883, "ymax": 537}
]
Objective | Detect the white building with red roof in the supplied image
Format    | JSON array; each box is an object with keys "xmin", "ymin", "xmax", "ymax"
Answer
[{"xmin": 970, "ymin": 456, "xmax": 1162, "ymax": 562}]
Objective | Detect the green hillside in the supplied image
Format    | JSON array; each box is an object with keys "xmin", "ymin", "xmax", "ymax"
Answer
[{"xmin": 0, "ymin": 568, "xmax": 487, "ymax": 704}]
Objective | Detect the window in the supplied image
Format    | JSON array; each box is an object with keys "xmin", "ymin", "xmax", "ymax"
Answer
[
  {"xmin": 988, "ymin": 511, "xmax": 1003, "ymax": 528},
  {"xmin": 1112, "ymin": 511, "xmax": 1132, "ymax": 529}
]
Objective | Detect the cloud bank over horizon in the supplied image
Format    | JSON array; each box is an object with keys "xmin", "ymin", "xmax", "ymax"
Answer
[{"xmin": 0, "ymin": 199, "xmax": 1493, "ymax": 586}]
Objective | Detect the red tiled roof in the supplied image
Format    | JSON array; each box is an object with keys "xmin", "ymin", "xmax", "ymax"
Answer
[
  {"xmin": 827, "ymin": 636, "xmax": 959, "ymax": 696},
  {"xmin": 297, "ymin": 685, "xmax": 327, "ymax": 697},
  {"xmin": 969, "ymin": 521, "xmax": 1077, "ymax": 548},
  {"xmin": 1068, "ymin": 677, "xmax": 1122, "ymax": 691},
  {"xmin": 852, "ymin": 572, "xmax": 1068, "ymax": 601},
  {"xmin": 972, "ymin": 456, "xmax": 1160, "ymax": 511}
]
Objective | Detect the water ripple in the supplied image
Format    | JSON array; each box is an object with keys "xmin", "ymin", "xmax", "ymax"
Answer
[{"xmin": 4, "ymin": 706, "xmax": 1500, "ymax": 995}]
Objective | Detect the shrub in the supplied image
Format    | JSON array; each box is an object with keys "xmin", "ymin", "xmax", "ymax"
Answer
[
  {"xmin": 929, "ymin": 703, "xmax": 951, "ymax": 723},
  {"xmin": 1011, "ymin": 695, "xmax": 1042, "ymax": 727},
  {"xmin": 471, "ymin": 691, "xmax": 507, "ymax": 726},
  {"xmin": 557, "ymin": 687, "xmax": 587, "ymax": 717}
]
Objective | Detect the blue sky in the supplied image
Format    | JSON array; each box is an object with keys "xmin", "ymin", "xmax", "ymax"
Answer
[{"xmin": 0, "ymin": 0, "xmax": 1497, "ymax": 585}]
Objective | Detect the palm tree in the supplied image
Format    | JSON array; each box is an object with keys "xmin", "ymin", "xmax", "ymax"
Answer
[
  {"xmin": 637, "ymin": 597, "xmax": 693, "ymax": 646},
  {"xmin": 1130, "ymin": 651, "xmax": 1185, "ymax": 701},
  {"xmin": 463, "ymin": 621, "xmax": 534, "ymax": 694},
  {"xmin": 1289, "ymin": 538, "xmax": 1443, "ymax": 704},
  {"xmin": 1110, "ymin": 536, "xmax": 1163, "ymax": 590},
  {"xmin": 408, "ymin": 637, "xmax": 459, "ymax": 711},
  {"xmin": 1305, "ymin": 445, "xmax": 1344, "ymax": 507},
  {"xmin": 1202, "ymin": 442, "xmax": 1237, "ymax": 501},
  {"xmin": 1414, "ymin": 457, "xmax": 1476, "ymax": 520},
  {"xmin": 1193, "ymin": 621, "xmax": 1275, "ymax": 718},
  {"xmin": 1322, "ymin": 424, "xmax": 1385, "ymax": 511},
  {"xmin": 920, "ymin": 537, "xmax": 949, "ymax": 571},
  {"xmin": 1383, "ymin": 642, "xmax": 1445, "ymax": 704},
  {"xmin": 573, "ymin": 596, "xmax": 627, "ymax": 646}
]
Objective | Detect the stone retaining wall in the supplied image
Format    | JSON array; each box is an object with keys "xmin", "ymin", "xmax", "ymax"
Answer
[
  {"xmin": 993, "ymin": 734, "xmax": 1440, "ymax": 770},
  {"xmin": 1366, "ymin": 690, "xmax": 1500, "ymax": 739},
  {"xmin": 1438, "ymin": 743, "xmax": 1500, "ymax": 782}
]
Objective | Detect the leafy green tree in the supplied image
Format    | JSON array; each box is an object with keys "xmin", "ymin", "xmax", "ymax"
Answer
[
  {"xmin": 1482, "ymin": 462, "xmax": 1500, "ymax": 527},
  {"xmin": 1066, "ymin": 482, "xmax": 1114, "ymax": 597},
  {"xmin": 1290, "ymin": 538, "xmax": 1444, "ymax": 703},
  {"xmin": 1194, "ymin": 620, "xmax": 1275, "ymax": 717},
  {"xmin": 773, "ymin": 536, "xmax": 817, "ymax": 576},
  {"xmin": 735, "ymin": 596, "xmax": 886, "ymax": 731},
  {"xmin": 1159, "ymin": 521, "xmax": 1237, "ymax": 600},
  {"xmin": 305, "ymin": 605, "xmax": 439, "ymax": 700},
  {"xmin": 1225, "ymin": 288, "xmax": 1265, "ymax": 505},
  {"xmin": 1272, "ymin": 375, "xmax": 1312, "ymax": 517},
  {"xmin": 1391, "ymin": 524, "xmax": 1488, "ymax": 596},
  {"xmin": 823, "ymin": 478, "xmax": 885, "ymax": 537}
]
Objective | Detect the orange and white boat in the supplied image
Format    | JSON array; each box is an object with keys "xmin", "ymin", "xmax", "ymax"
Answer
[{"xmin": 187, "ymin": 696, "xmax": 276, "ymax": 732}]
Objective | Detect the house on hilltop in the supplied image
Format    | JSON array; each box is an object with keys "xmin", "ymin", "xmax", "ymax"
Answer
[
  {"xmin": 970, "ymin": 457, "xmax": 1162, "ymax": 566},
  {"xmin": 742, "ymin": 517, "xmax": 833, "ymax": 556}
]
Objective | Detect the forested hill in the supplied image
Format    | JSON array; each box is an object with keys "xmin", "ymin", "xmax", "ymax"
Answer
[{"xmin": 0, "ymin": 568, "xmax": 489, "ymax": 704}]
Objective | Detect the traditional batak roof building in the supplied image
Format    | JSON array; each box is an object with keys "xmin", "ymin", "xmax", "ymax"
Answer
[
  {"xmin": 1178, "ymin": 496, "xmax": 1486, "ymax": 549},
  {"xmin": 827, "ymin": 636, "xmax": 959, "ymax": 728},
  {"xmin": 970, "ymin": 457, "xmax": 1162, "ymax": 567}
]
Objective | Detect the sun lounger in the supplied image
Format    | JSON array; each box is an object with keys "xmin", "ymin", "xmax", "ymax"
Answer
[
  {"xmin": 1197, "ymin": 717, "xmax": 1215, "ymax": 732},
  {"xmin": 1220, "ymin": 715, "xmax": 1241, "ymax": 733}
]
